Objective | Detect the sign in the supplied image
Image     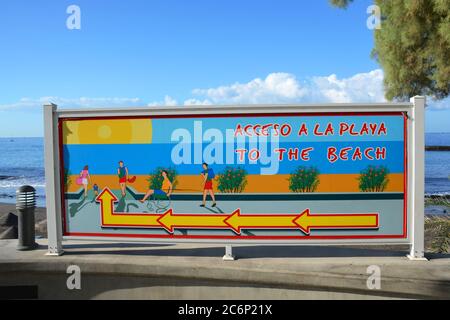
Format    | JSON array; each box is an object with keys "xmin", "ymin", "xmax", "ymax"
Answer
[
  {"xmin": 58, "ymin": 111, "xmax": 406, "ymax": 241},
  {"xmin": 43, "ymin": 99, "xmax": 426, "ymax": 259}
]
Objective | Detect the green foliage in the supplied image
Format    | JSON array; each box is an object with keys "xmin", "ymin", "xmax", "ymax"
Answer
[
  {"xmin": 147, "ymin": 167, "xmax": 178, "ymax": 190},
  {"xmin": 425, "ymin": 216, "xmax": 450, "ymax": 253},
  {"xmin": 217, "ymin": 166, "xmax": 248, "ymax": 193},
  {"xmin": 64, "ymin": 168, "xmax": 71, "ymax": 192},
  {"xmin": 358, "ymin": 165, "xmax": 389, "ymax": 192},
  {"xmin": 331, "ymin": 0, "xmax": 450, "ymax": 100},
  {"xmin": 329, "ymin": 0, "xmax": 354, "ymax": 8},
  {"xmin": 289, "ymin": 166, "xmax": 320, "ymax": 193},
  {"xmin": 425, "ymin": 196, "xmax": 450, "ymax": 207}
]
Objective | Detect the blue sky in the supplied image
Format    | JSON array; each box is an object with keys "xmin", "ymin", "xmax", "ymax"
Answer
[{"xmin": 0, "ymin": 0, "xmax": 448, "ymax": 136}]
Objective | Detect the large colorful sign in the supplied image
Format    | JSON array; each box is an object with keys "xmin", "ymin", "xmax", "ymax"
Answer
[{"xmin": 58, "ymin": 111, "xmax": 407, "ymax": 241}]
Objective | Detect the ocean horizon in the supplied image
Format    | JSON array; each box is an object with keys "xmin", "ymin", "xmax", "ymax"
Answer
[{"xmin": 0, "ymin": 134, "xmax": 449, "ymax": 207}]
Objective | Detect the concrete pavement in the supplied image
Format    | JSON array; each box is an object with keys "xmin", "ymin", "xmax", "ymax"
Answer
[{"xmin": 0, "ymin": 239, "xmax": 449, "ymax": 299}]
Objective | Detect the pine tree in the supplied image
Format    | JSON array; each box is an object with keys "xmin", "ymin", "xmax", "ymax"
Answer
[{"xmin": 331, "ymin": 0, "xmax": 450, "ymax": 101}]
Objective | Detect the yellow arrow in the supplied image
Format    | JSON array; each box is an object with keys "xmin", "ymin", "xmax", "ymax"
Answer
[
  {"xmin": 96, "ymin": 188, "xmax": 161, "ymax": 228},
  {"xmin": 96, "ymin": 189, "xmax": 379, "ymax": 235},
  {"xmin": 293, "ymin": 209, "xmax": 379, "ymax": 235},
  {"xmin": 157, "ymin": 209, "xmax": 229, "ymax": 233},
  {"xmin": 224, "ymin": 209, "xmax": 299, "ymax": 234}
]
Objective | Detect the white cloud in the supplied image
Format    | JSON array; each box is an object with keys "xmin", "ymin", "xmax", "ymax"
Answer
[
  {"xmin": 0, "ymin": 96, "xmax": 144, "ymax": 111},
  {"xmin": 427, "ymin": 97, "xmax": 450, "ymax": 111},
  {"xmin": 311, "ymin": 69, "xmax": 385, "ymax": 103},
  {"xmin": 147, "ymin": 95, "xmax": 213, "ymax": 107},
  {"xmin": 1, "ymin": 69, "xmax": 448, "ymax": 112},
  {"xmin": 190, "ymin": 69, "xmax": 386, "ymax": 105},
  {"xmin": 192, "ymin": 73, "xmax": 308, "ymax": 104},
  {"xmin": 188, "ymin": 69, "xmax": 449, "ymax": 110},
  {"xmin": 183, "ymin": 98, "xmax": 212, "ymax": 106},
  {"xmin": 147, "ymin": 95, "xmax": 178, "ymax": 107}
]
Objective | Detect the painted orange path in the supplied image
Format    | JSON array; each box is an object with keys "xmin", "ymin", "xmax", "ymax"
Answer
[{"xmin": 69, "ymin": 173, "xmax": 404, "ymax": 193}]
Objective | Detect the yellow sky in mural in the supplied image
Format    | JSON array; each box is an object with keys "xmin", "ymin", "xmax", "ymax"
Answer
[{"xmin": 63, "ymin": 119, "xmax": 152, "ymax": 144}]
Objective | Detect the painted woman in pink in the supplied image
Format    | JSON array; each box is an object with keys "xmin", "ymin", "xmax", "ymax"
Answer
[{"xmin": 79, "ymin": 165, "xmax": 91, "ymax": 198}]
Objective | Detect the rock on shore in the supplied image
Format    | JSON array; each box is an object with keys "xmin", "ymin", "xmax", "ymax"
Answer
[{"xmin": 0, "ymin": 203, "xmax": 47, "ymax": 239}]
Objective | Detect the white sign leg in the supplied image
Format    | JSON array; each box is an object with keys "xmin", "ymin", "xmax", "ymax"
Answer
[
  {"xmin": 223, "ymin": 245, "xmax": 236, "ymax": 261},
  {"xmin": 44, "ymin": 104, "xmax": 64, "ymax": 256},
  {"xmin": 407, "ymin": 96, "xmax": 427, "ymax": 261}
]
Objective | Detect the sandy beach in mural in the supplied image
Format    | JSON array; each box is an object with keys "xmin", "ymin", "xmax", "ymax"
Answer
[{"xmin": 65, "ymin": 173, "xmax": 405, "ymax": 194}]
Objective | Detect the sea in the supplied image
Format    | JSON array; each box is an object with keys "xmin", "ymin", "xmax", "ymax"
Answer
[{"xmin": 0, "ymin": 134, "xmax": 449, "ymax": 207}]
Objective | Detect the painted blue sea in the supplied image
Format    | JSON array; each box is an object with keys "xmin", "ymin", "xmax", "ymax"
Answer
[{"xmin": 0, "ymin": 134, "xmax": 449, "ymax": 207}]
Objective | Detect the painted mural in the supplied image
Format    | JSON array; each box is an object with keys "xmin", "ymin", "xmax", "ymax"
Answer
[{"xmin": 60, "ymin": 112, "xmax": 407, "ymax": 240}]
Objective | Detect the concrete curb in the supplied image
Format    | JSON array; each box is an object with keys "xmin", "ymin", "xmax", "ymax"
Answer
[{"xmin": 1, "ymin": 240, "xmax": 449, "ymax": 299}]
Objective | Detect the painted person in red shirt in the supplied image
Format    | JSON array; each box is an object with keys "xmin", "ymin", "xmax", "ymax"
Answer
[{"xmin": 200, "ymin": 163, "xmax": 216, "ymax": 208}]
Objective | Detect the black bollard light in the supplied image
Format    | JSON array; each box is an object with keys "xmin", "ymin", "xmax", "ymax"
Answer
[{"xmin": 16, "ymin": 185, "xmax": 38, "ymax": 251}]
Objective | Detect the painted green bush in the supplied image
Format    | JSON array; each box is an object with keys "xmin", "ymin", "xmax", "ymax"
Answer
[
  {"xmin": 147, "ymin": 167, "xmax": 178, "ymax": 190},
  {"xmin": 358, "ymin": 165, "xmax": 389, "ymax": 192},
  {"xmin": 289, "ymin": 166, "xmax": 320, "ymax": 193},
  {"xmin": 217, "ymin": 166, "xmax": 248, "ymax": 193}
]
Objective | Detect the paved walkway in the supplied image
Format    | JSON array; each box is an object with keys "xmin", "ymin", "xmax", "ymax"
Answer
[{"xmin": 0, "ymin": 239, "xmax": 449, "ymax": 299}]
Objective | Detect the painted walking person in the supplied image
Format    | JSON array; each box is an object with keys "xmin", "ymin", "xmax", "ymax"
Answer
[
  {"xmin": 78, "ymin": 165, "xmax": 91, "ymax": 198},
  {"xmin": 117, "ymin": 161, "xmax": 137, "ymax": 197},
  {"xmin": 117, "ymin": 161, "xmax": 128, "ymax": 197},
  {"xmin": 200, "ymin": 163, "xmax": 217, "ymax": 207}
]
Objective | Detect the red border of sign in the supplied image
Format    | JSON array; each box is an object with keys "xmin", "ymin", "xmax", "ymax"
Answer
[{"xmin": 58, "ymin": 111, "xmax": 408, "ymax": 240}]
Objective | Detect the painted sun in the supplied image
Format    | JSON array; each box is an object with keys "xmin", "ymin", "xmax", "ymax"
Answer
[{"xmin": 62, "ymin": 118, "xmax": 152, "ymax": 144}]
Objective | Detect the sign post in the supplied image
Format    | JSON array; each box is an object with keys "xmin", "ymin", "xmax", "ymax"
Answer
[
  {"xmin": 43, "ymin": 103, "xmax": 64, "ymax": 256},
  {"xmin": 407, "ymin": 96, "xmax": 426, "ymax": 260},
  {"xmin": 43, "ymin": 99, "xmax": 427, "ymax": 260}
]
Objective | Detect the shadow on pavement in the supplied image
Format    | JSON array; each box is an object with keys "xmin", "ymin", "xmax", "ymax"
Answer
[
  {"xmin": 63, "ymin": 242, "xmax": 174, "ymax": 249},
  {"xmin": 59, "ymin": 244, "xmax": 450, "ymax": 259}
]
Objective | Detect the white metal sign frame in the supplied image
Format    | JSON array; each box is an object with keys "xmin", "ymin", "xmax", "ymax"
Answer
[{"xmin": 43, "ymin": 96, "xmax": 426, "ymax": 260}]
